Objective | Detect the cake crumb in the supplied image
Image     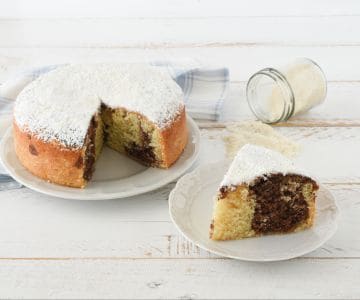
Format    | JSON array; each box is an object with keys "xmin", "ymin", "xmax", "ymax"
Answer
[{"xmin": 223, "ymin": 121, "xmax": 300, "ymax": 159}]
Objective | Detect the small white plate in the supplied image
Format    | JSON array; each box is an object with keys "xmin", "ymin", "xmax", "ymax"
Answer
[
  {"xmin": 169, "ymin": 161, "xmax": 339, "ymax": 261},
  {"xmin": 0, "ymin": 117, "xmax": 200, "ymax": 200}
]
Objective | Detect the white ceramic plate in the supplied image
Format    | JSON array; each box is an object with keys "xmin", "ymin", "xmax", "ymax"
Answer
[
  {"xmin": 0, "ymin": 117, "xmax": 200, "ymax": 200},
  {"xmin": 169, "ymin": 161, "xmax": 339, "ymax": 262}
]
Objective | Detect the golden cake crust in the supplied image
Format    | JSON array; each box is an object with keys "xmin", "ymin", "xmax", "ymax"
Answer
[
  {"xmin": 13, "ymin": 108, "xmax": 187, "ymax": 188},
  {"xmin": 13, "ymin": 122, "xmax": 86, "ymax": 188},
  {"xmin": 159, "ymin": 108, "xmax": 187, "ymax": 168}
]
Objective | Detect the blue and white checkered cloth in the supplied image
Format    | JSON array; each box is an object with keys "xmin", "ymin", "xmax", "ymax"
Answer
[{"xmin": 0, "ymin": 62, "xmax": 229, "ymax": 190}]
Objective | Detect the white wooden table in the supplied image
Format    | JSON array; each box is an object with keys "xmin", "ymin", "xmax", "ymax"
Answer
[{"xmin": 0, "ymin": 1, "xmax": 360, "ymax": 298}]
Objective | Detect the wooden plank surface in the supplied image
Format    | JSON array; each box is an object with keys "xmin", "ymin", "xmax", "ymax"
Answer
[
  {"xmin": 2, "ymin": 16, "xmax": 360, "ymax": 47},
  {"xmin": 200, "ymin": 127, "xmax": 360, "ymax": 183},
  {"xmin": 0, "ymin": 1, "xmax": 360, "ymax": 298},
  {"xmin": 1, "ymin": 0, "xmax": 359, "ymax": 18},
  {"xmin": 1, "ymin": 52, "xmax": 359, "ymax": 299},
  {"xmin": 0, "ymin": 46, "xmax": 359, "ymax": 83},
  {"xmin": 2, "ymin": 48, "xmax": 360, "ymax": 127},
  {"xmin": 1, "ymin": 259, "xmax": 359, "ymax": 299},
  {"xmin": 0, "ymin": 127, "xmax": 359, "ymax": 261},
  {"xmin": 0, "ymin": 183, "xmax": 358, "ymax": 260},
  {"xmin": 0, "ymin": 51, "xmax": 359, "ymax": 297}
]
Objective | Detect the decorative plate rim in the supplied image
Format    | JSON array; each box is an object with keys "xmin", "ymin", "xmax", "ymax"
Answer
[
  {"xmin": 169, "ymin": 161, "xmax": 340, "ymax": 262},
  {"xmin": 0, "ymin": 117, "xmax": 201, "ymax": 200}
]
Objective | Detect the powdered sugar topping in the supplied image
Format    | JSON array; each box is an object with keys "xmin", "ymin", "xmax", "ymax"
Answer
[
  {"xmin": 221, "ymin": 144, "xmax": 308, "ymax": 187},
  {"xmin": 14, "ymin": 64, "xmax": 184, "ymax": 148}
]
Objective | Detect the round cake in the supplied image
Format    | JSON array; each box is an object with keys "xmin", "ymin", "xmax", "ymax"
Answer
[{"xmin": 13, "ymin": 64, "xmax": 188, "ymax": 188}]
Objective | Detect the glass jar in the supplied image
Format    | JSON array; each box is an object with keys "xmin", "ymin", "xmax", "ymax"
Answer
[{"xmin": 246, "ymin": 58, "xmax": 327, "ymax": 123}]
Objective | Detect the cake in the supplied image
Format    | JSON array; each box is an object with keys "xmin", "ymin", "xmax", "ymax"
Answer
[
  {"xmin": 210, "ymin": 144, "xmax": 318, "ymax": 240},
  {"xmin": 13, "ymin": 64, "xmax": 188, "ymax": 188}
]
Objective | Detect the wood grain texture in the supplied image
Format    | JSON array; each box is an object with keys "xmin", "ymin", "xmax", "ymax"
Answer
[
  {"xmin": 1, "ymin": 48, "xmax": 360, "ymax": 128},
  {"xmin": 0, "ymin": 128, "xmax": 359, "ymax": 261},
  {"xmin": 1, "ymin": 0, "xmax": 359, "ymax": 18},
  {"xmin": 1, "ymin": 16, "xmax": 360, "ymax": 47},
  {"xmin": 0, "ymin": 184, "xmax": 358, "ymax": 260},
  {"xmin": 0, "ymin": 46, "xmax": 359, "ymax": 82},
  {"xmin": 0, "ymin": 3, "xmax": 359, "ymax": 298},
  {"xmin": 0, "ymin": 259, "xmax": 360, "ymax": 299},
  {"xmin": 201, "ymin": 127, "xmax": 360, "ymax": 183}
]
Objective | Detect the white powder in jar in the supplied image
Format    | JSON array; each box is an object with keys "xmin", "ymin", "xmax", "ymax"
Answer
[{"xmin": 280, "ymin": 58, "xmax": 327, "ymax": 116}]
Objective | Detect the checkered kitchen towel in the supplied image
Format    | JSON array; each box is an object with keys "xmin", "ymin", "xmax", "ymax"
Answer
[{"xmin": 0, "ymin": 62, "xmax": 229, "ymax": 190}]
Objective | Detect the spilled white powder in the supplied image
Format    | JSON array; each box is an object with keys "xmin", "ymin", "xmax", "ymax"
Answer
[
  {"xmin": 223, "ymin": 121, "xmax": 300, "ymax": 159},
  {"xmin": 221, "ymin": 144, "xmax": 307, "ymax": 187},
  {"xmin": 14, "ymin": 63, "xmax": 184, "ymax": 148}
]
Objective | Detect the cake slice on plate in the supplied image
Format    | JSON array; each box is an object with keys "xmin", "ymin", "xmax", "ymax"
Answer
[
  {"xmin": 13, "ymin": 64, "xmax": 188, "ymax": 188},
  {"xmin": 210, "ymin": 144, "xmax": 318, "ymax": 241}
]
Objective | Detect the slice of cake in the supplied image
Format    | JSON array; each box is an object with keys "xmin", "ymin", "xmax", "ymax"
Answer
[{"xmin": 210, "ymin": 144, "xmax": 318, "ymax": 241}]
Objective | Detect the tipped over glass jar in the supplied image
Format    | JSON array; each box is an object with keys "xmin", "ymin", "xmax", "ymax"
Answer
[{"xmin": 246, "ymin": 58, "xmax": 327, "ymax": 124}]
